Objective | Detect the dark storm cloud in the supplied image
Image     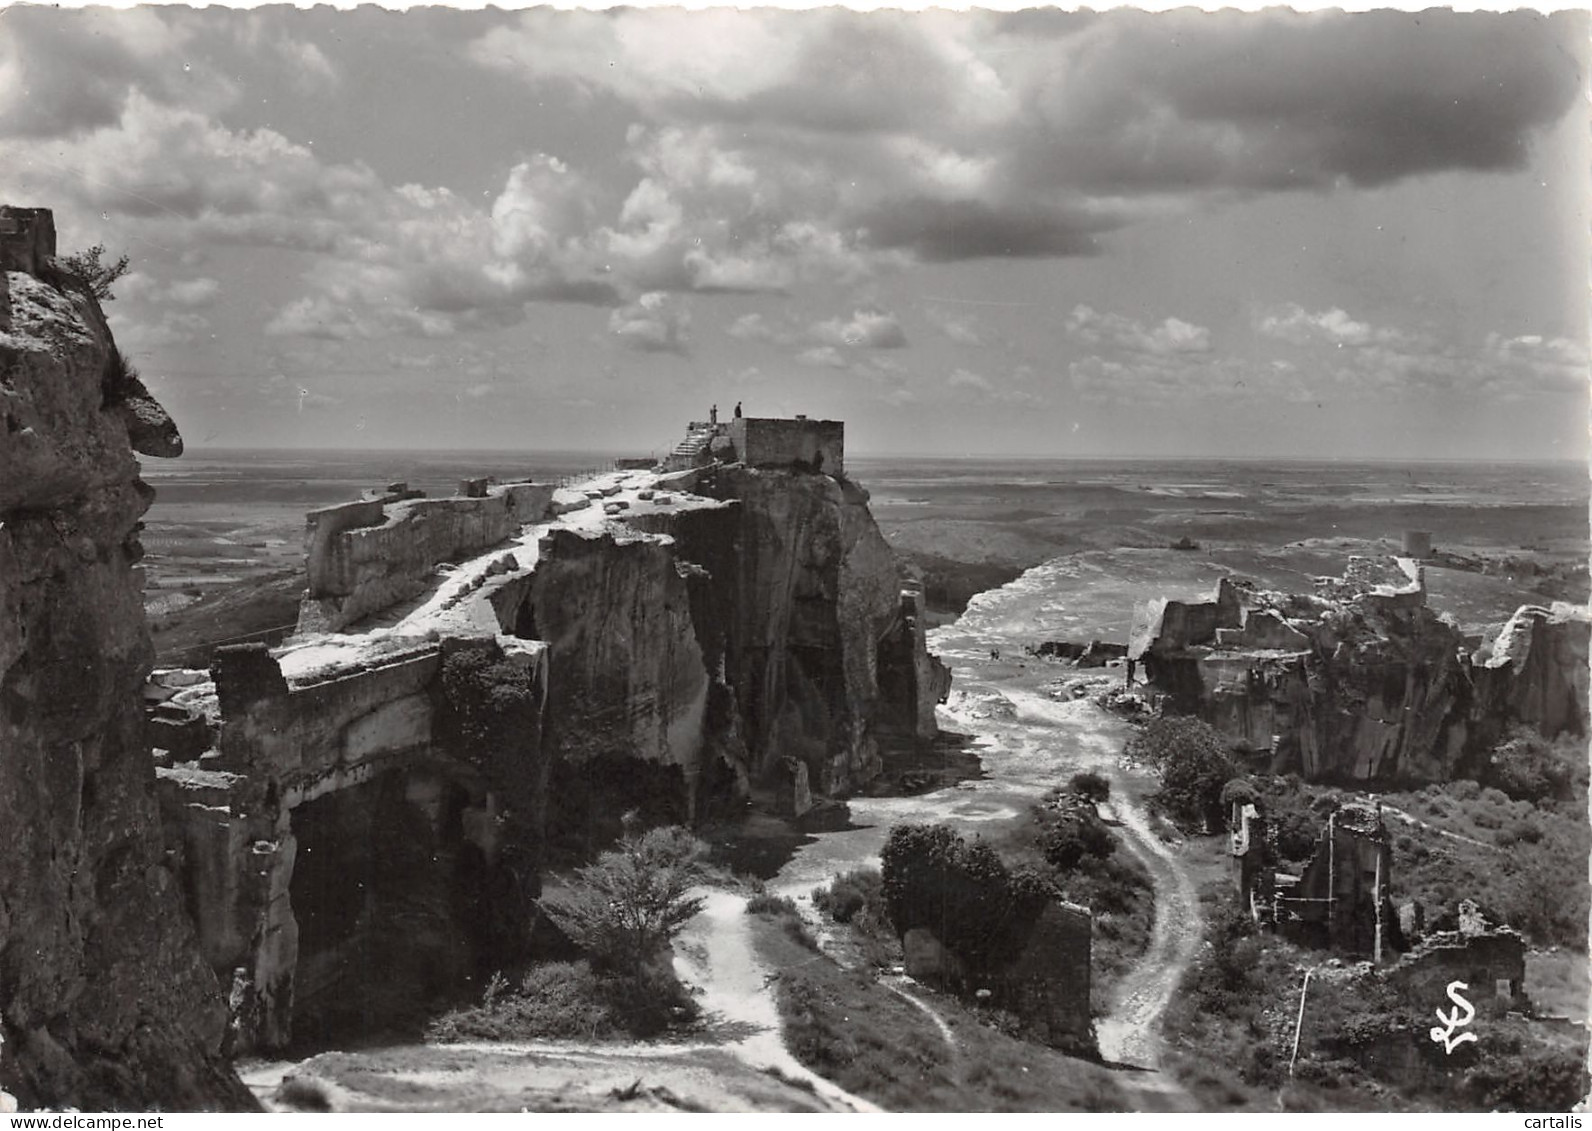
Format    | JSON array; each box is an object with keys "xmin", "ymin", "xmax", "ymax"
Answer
[
  {"xmin": 1029, "ymin": 10, "xmax": 1586, "ymax": 194},
  {"xmin": 857, "ymin": 198, "xmax": 1108, "ymax": 262}
]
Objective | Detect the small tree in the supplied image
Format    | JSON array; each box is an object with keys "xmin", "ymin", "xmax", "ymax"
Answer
[
  {"xmin": 54, "ymin": 244, "xmax": 130, "ymax": 302},
  {"xmin": 1128, "ymin": 716, "xmax": 1237, "ymax": 830},
  {"xmin": 538, "ymin": 825, "xmax": 707, "ymax": 979}
]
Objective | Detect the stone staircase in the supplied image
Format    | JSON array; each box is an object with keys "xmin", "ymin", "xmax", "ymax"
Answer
[{"xmin": 663, "ymin": 422, "xmax": 717, "ymax": 470}]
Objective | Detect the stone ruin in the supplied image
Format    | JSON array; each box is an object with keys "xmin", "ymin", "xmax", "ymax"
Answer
[
  {"xmin": 1230, "ymin": 799, "xmax": 1526, "ymax": 1010},
  {"xmin": 1131, "ymin": 556, "xmax": 1589, "ymax": 783},
  {"xmin": 1232, "ymin": 798, "xmax": 1396, "ymax": 959},
  {"xmin": 662, "ymin": 413, "xmax": 845, "ymax": 475}
]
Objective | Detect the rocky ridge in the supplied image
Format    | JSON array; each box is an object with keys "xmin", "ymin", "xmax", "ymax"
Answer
[
  {"xmin": 1131, "ymin": 556, "xmax": 1588, "ymax": 782},
  {"xmin": 0, "ymin": 207, "xmax": 250, "ymax": 1109}
]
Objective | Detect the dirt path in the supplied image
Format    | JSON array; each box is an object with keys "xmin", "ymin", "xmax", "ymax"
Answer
[
  {"xmin": 1380, "ymin": 804, "xmax": 1499, "ymax": 852},
  {"xmin": 997, "ymin": 685, "xmax": 1203, "ymax": 1074},
  {"xmin": 1094, "ymin": 795, "xmax": 1201, "ymax": 1071},
  {"xmin": 673, "ymin": 889, "xmax": 882, "ymax": 1112}
]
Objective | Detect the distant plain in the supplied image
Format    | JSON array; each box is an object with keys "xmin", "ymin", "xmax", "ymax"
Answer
[{"xmin": 139, "ymin": 451, "xmax": 1589, "ymax": 664}]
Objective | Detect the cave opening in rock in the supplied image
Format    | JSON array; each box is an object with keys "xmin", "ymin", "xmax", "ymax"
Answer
[{"xmin": 287, "ymin": 767, "xmax": 496, "ymax": 1047}]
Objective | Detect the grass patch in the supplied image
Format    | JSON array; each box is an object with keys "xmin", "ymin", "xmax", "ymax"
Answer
[
  {"xmin": 812, "ymin": 868, "xmax": 899, "ymax": 968},
  {"xmin": 745, "ymin": 889, "xmax": 821, "ymax": 951}
]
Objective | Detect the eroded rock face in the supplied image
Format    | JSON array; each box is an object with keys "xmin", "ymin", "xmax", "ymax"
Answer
[
  {"xmin": 1133, "ymin": 558, "xmax": 1588, "ymax": 784},
  {"xmin": 675, "ymin": 466, "xmax": 922, "ymax": 794},
  {"xmin": 0, "ymin": 208, "xmax": 250, "ymax": 1109}
]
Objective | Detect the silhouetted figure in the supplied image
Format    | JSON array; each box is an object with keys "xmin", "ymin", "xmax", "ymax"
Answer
[
  {"xmin": 734, "ymin": 401, "xmax": 743, "ymax": 419},
  {"xmin": 710, "ymin": 404, "xmax": 718, "ymax": 425}
]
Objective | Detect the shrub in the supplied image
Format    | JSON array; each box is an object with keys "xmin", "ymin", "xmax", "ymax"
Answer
[
  {"xmin": 538, "ymin": 825, "xmax": 707, "ymax": 979},
  {"xmin": 814, "ymin": 868, "xmax": 897, "ymax": 967},
  {"xmin": 747, "ymin": 891, "xmax": 802, "ymax": 918},
  {"xmin": 1068, "ymin": 771, "xmax": 1111, "ymax": 803},
  {"xmin": 880, "ymin": 823, "xmax": 1054, "ymax": 972},
  {"xmin": 1219, "ymin": 778, "xmax": 1260, "ymax": 811},
  {"xmin": 1127, "ymin": 717, "xmax": 1239, "ymax": 829},
  {"xmin": 1463, "ymin": 1046, "xmax": 1590, "ymax": 1110},
  {"xmin": 813, "ymin": 869, "xmax": 879, "ymax": 924},
  {"xmin": 427, "ymin": 959, "xmax": 617, "ymax": 1042},
  {"xmin": 1484, "ymin": 727, "xmax": 1575, "ymax": 803},
  {"xmin": 1040, "ymin": 810, "xmax": 1116, "ymax": 872}
]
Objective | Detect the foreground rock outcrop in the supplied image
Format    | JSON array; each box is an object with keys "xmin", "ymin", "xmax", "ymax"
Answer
[
  {"xmin": 147, "ymin": 420, "xmax": 949, "ymax": 1051},
  {"xmin": 0, "ymin": 207, "xmax": 250, "ymax": 1109},
  {"xmin": 1131, "ymin": 556, "xmax": 1588, "ymax": 783}
]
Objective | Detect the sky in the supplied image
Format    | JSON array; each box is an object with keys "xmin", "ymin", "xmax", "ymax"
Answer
[{"xmin": 0, "ymin": 5, "xmax": 1587, "ymax": 460}]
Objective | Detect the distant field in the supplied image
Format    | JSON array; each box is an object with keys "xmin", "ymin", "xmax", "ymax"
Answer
[
  {"xmin": 138, "ymin": 452, "xmax": 1588, "ymax": 658},
  {"xmin": 856, "ymin": 457, "xmax": 1588, "ymax": 629}
]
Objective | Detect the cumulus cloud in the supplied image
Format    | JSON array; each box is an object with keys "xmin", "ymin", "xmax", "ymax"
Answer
[
  {"xmin": 1065, "ymin": 305, "xmax": 1213, "ymax": 355},
  {"xmin": 1252, "ymin": 304, "xmax": 1588, "ymax": 401},
  {"xmin": 608, "ymin": 292, "xmax": 690, "ymax": 354},
  {"xmin": 471, "ymin": 7, "xmax": 1582, "ymax": 273},
  {"xmin": 810, "ymin": 308, "xmax": 908, "ymax": 350},
  {"xmin": 119, "ymin": 272, "xmax": 221, "ymax": 308},
  {"xmin": 797, "ymin": 345, "xmax": 849, "ymax": 369},
  {"xmin": 8, "ymin": 7, "xmax": 1581, "ymax": 345},
  {"xmin": 107, "ymin": 310, "xmax": 211, "ymax": 352},
  {"xmin": 1254, "ymin": 304, "xmax": 1410, "ymax": 349},
  {"xmin": 725, "ymin": 313, "xmax": 788, "ymax": 344},
  {"xmin": 932, "ymin": 311, "xmax": 983, "ymax": 346}
]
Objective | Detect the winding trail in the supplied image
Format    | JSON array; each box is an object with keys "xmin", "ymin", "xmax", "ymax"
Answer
[
  {"xmin": 998, "ymin": 686, "xmax": 1203, "ymax": 1071},
  {"xmin": 673, "ymin": 890, "xmax": 882, "ymax": 1112}
]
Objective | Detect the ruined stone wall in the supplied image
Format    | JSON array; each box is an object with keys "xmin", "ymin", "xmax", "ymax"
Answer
[
  {"xmin": 726, "ymin": 416, "xmax": 845, "ymax": 475},
  {"xmin": 299, "ymin": 482, "xmax": 555, "ymax": 632},
  {"xmin": 998, "ymin": 902, "xmax": 1093, "ymax": 1052},
  {"xmin": 1475, "ymin": 605, "xmax": 1589, "ymax": 740},
  {"xmin": 1385, "ymin": 930, "xmax": 1526, "ymax": 1015},
  {"xmin": 158, "ymin": 636, "xmax": 548, "ymax": 1051},
  {"xmin": 0, "ymin": 208, "xmax": 249, "ymax": 1109}
]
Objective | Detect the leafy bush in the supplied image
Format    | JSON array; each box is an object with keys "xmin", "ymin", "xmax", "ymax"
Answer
[
  {"xmin": 1127, "ymin": 717, "xmax": 1239, "ymax": 829},
  {"xmin": 813, "ymin": 869, "xmax": 879, "ymax": 924},
  {"xmin": 1219, "ymin": 778, "xmax": 1259, "ymax": 810},
  {"xmin": 1068, "ymin": 771, "xmax": 1111, "ymax": 803},
  {"xmin": 813, "ymin": 868, "xmax": 897, "ymax": 967},
  {"xmin": 745, "ymin": 890, "xmax": 818, "ymax": 948},
  {"xmin": 1040, "ymin": 810, "xmax": 1116, "ymax": 872},
  {"xmin": 880, "ymin": 823, "xmax": 1054, "ymax": 972},
  {"xmin": 1463, "ymin": 1047, "xmax": 1590, "ymax": 1111},
  {"xmin": 538, "ymin": 826, "xmax": 707, "ymax": 979},
  {"xmin": 1483, "ymin": 726, "xmax": 1577, "ymax": 803}
]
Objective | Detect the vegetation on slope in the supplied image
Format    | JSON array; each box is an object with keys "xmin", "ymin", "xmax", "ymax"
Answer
[
  {"xmin": 428, "ymin": 826, "xmax": 708, "ymax": 1041},
  {"xmin": 1161, "ymin": 889, "xmax": 1590, "ymax": 1112},
  {"xmin": 752, "ymin": 916, "xmax": 1131, "ymax": 1112}
]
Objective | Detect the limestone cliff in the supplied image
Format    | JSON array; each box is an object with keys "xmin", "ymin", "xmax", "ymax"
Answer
[
  {"xmin": 1132, "ymin": 557, "xmax": 1588, "ymax": 784},
  {"xmin": 147, "ymin": 427, "xmax": 947, "ymax": 1051},
  {"xmin": 0, "ymin": 208, "xmax": 250, "ymax": 1109}
]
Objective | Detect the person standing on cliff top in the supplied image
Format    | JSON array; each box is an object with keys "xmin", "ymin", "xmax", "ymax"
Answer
[
  {"xmin": 734, "ymin": 401, "xmax": 743, "ymax": 419},
  {"xmin": 710, "ymin": 404, "xmax": 718, "ymax": 425}
]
